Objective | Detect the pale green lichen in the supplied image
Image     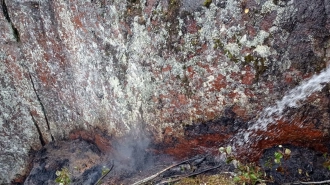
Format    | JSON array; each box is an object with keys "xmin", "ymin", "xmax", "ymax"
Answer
[
  {"xmin": 261, "ymin": 0, "xmax": 278, "ymax": 14},
  {"xmin": 224, "ymin": 43, "xmax": 240, "ymax": 57},
  {"xmin": 239, "ymin": 30, "xmax": 270, "ymax": 48},
  {"xmin": 253, "ymin": 45, "xmax": 271, "ymax": 58}
]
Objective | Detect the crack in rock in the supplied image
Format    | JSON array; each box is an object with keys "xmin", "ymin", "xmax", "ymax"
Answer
[
  {"xmin": 28, "ymin": 72, "xmax": 54, "ymax": 142},
  {"xmin": 1, "ymin": 0, "xmax": 20, "ymax": 42}
]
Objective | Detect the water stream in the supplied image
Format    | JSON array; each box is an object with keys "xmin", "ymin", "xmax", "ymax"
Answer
[{"xmin": 234, "ymin": 66, "xmax": 330, "ymax": 146}]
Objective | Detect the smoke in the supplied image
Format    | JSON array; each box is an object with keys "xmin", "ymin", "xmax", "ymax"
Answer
[{"xmin": 107, "ymin": 127, "xmax": 155, "ymax": 180}]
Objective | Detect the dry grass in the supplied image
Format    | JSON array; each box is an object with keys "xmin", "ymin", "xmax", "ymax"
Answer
[{"xmin": 174, "ymin": 174, "xmax": 235, "ymax": 185}]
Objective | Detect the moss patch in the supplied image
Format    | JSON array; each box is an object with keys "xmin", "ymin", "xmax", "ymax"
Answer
[
  {"xmin": 244, "ymin": 54, "xmax": 267, "ymax": 80},
  {"xmin": 213, "ymin": 39, "xmax": 224, "ymax": 50},
  {"xmin": 203, "ymin": 0, "xmax": 212, "ymax": 8},
  {"xmin": 174, "ymin": 174, "xmax": 235, "ymax": 185}
]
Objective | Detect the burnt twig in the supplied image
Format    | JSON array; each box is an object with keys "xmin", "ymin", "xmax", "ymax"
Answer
[
  {"xmin": 132, "ymin": 156, "xmax": 205, "ymax": 185},
  {"xmin": 94, "ymin": 162, "xmax": 114, "ymax": 185},
  {"xmin": 285, "ymin": 179, "xmax": 330, "ymax": 185},
  {"xmin": 157, "ymin": 164, "xmax": 226, "ymax": 184}
]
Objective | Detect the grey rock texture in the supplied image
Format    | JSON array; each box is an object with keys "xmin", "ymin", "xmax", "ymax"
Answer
[{"xmin": 1, "ymin": 0, "xmax": 330, "ymax": 183}]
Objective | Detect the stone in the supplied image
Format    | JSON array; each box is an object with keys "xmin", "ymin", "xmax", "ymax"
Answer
[{"xmin": 1, "ymin": 0, "xmax": 330, "ymax": 183}]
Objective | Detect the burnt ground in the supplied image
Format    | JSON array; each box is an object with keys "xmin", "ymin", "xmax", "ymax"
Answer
[
  {"xmin": 260, "ymin": 144, "xmax": 330, "ymax": 184},
  {"xmin": 22, "ymin": 138, "xmax": 330, "ymax": 185},
  {"xmin": 21, "ymin": 114, "xmax": 330, "ymax": 185}
]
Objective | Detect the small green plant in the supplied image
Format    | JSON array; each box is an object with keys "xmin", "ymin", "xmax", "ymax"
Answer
[
  {"xmin": 219, "ymin": 146, "xmax": 266, "ymax": 185},
  {"xmin": 55, "ymin": 167, "xmax": 71, "ymax": 185},
  {"xmin": 323, "ymin": 153, "xmax": 330, "ymax": 170},
  {"xmin": 272, "ymin": 145, "xmax": 291, "ymax": 173},
  {"xmin": 274, "ymin": 151, "xmax": 283, "ymax": 164},
  {"xmin": 274, "ymin": 146, "xmax": 291, "ymax": 164},
  {"xmin": 233, "ymin": 163, "xmax": 264, "ymax": 185},
  {"xmin": 264, "ymin": 158, "xmax": 273, "ymax": 169},
  {"xmin": 219, "ymin": 146, "xmax": 236, "ymax": 163}
]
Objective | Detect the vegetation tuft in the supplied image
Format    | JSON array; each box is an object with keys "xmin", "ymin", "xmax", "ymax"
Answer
[{"xmin": 55, "ymin": 167, "xmax": 71, "ymax": 185}]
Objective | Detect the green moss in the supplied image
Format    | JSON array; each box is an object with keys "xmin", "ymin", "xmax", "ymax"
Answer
[
  {"xmin": 225, "ymin": 49, "xmax": 239, "ymax": 63},
  {"xmin": 181, "ymin": 75, "xmax": 188, "ymax": 84},
  {"xmin": 191, "ymin": 38, "xmax": 199, "ymax": 46},
  {"xmin": 169, "ymin": 0, "xmax": 179, "ymax": 7},
  {"xmin": 244, "ymin": 54, "xmax": 254, "ymax": 63},
  {"xmin": 213, "ymin": 39, "xmax": 224, "ymax": 49},
  {"xmin": 203, "ymin": 0, "xmax": 212, "ymax": 8},
  {"xmin": 315, "ymin": 60, "xmax": 326, "ymax": 73},
  {"xmin": 264, "ymin": 157, "xmax": 274, "ymax": 169},
  {"xmin": 126, "ymin": 0, "xmax": 142, "ymax": 18},
  {"xmin": 174, "ymin": 174, "xmax": 235, "ymax": 185},
  {"xmin": 165, "ymin": 0, "xmax": 181, "ymax": 51},
  {"xmin": 243, "ymin": 54, "xmax": 267, "ymax": 80}
]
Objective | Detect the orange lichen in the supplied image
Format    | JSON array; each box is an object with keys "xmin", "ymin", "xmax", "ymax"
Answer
[
  {"xmin": 163, "ymin": 133, "xmax": 231, "ymax": 159},
  {"xmin": 69, "ymin": 129, "xmax": 112, "ymax": 153},
  {"xmin": 237, "ymin": 118, "xmax": 328, "ymax": 162}
]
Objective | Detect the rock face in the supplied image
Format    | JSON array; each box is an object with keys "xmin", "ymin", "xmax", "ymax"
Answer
[{"xmin": 1, "ymin": 0, "xmax": 330, "ymax": 183}]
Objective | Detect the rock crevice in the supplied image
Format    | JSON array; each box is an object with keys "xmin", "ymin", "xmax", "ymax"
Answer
[
  {"xmin": 1, "ymin": 0, "xmax": 20, "ymax": 42},
  {"xmin": 28, "ymin": 72, "xmax": 54, "ymax": 142}
]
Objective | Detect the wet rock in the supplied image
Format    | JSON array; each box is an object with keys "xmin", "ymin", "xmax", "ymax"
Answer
[{"xmin": 1, "ymin": 0, "xmax": 330, "ymax": 183}]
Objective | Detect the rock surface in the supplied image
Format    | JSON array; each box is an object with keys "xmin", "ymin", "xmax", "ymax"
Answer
[{"xmin": 1, "ymin": 0, "xmax": 330, "ymax": 183}]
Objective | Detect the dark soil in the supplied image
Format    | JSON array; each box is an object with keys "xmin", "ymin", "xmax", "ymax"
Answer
[
  {"xmin": 260, "ymin": 144, "xmax": 330, "ymax": 184},
  {"xmin": 23, "ymin": 139, "xmax": 330, "ymax": 185}
]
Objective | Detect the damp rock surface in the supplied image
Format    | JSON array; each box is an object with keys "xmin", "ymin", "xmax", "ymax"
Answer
[{"xmin": 1, "ymin": 0, "xmax": 330, "ymax": 183}]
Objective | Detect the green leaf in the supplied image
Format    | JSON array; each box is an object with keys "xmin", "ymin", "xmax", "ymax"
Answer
[
  {"xmin": 219, "ymin": 147, "xmax": 225, "ymax": 153},
  {"xmin": 250, "ymin": 173, "xmax": 257, "ymax": 180},
  {"xmin": 233, "ymin": 176, "xmax": 241, "ymax": 182},
  {"xmin": 323, "ymin": 153, "xmax": 328, "ymax": 158},
  {"xmin": 274, "ymin": 152, "xmax": 283, "ymax": 159},
  {"xmin": 243, "ymin": 172, "xmax": 249, "ymax": 178},
  {"xmin": 226, "ymin": 146, "xmax": 232, "ymax": 154}
]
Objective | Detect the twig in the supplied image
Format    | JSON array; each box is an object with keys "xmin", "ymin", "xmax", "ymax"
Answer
[
  {"xmin": 287, "ymin": 179, "xmax": 330, "ymax": 184},
  {"xmin": 94, "ymin": 163, "xmax": 114, "ymax": 185},
  {"xmin": 131, "ymin": 157, "xmax": 205, "ymax": 185},
  {"xmin": 157, "ymin": 164, "xmax": 227, "ymax": 184}
]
